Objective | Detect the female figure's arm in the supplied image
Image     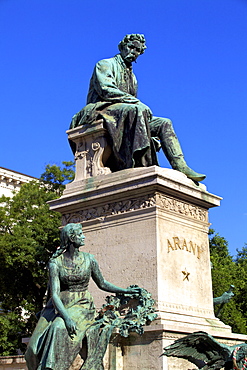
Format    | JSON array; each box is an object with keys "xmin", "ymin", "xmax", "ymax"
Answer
[
  {"xmin": 49, "ymin": 260, "xmax": 77, "ymax": 338},
  {"xmin": 91, "ymin": 257, "xmax": 139, "ymax": 295}
]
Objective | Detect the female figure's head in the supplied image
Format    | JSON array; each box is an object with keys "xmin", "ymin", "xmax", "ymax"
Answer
[{"xmin": 52, "ymin": 223, "xmax": 85, "ymax": 258}]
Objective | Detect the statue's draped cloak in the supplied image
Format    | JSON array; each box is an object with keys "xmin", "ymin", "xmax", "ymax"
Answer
[
  {"xmin": 25, "ymin": 253, "xmax": 96, "ymax": 370},
  {"xmin": 70, "ymin": 54, "xmax": 158, "ymax": 170}
]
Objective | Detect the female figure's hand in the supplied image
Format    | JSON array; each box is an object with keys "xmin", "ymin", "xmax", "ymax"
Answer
[
  {"xmin": 64, "ymin": 317, "xmax": 77, "ymax": 339},
  {"xmin": 124, "ymin": 286, "xmax": 142, "ymax": 295}
]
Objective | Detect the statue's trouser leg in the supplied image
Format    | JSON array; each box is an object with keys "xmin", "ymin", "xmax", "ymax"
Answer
[{"xmin": 150, "ymin": 117, "xmax": 206, "ymax": 182}]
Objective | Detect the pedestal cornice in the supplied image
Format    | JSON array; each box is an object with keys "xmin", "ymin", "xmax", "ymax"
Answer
[{"xmin": 49, "ymin": 166, "xmax": 221, "ymax": 215}]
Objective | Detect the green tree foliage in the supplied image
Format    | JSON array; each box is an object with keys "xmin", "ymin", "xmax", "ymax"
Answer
[
  {"xmin": 210, "ymin": 229, "xmax": 247, "ymax": 334},
  {"xmin": 40, "ymin": 161, "xmax": 75, "ymax": 195},
  {"xmin": 0, "ymin": 162, "xmax": 74, "ymax": 355},
  {"xmin": 234, "ymin": 246, "xmax": 247, "ymax": 326},
  {"xmin": 0, "ymin": 312, "xmax": 27, "ymax": 356}
]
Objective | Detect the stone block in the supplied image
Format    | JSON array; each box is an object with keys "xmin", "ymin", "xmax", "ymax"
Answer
[{"xmin": 48, "ymin": 166, "xmax": 247, "ymax": 369}]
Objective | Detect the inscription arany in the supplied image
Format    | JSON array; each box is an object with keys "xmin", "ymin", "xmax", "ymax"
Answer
[
  {"xmin": 167, "ymin": 236, "xmax": 203, "ymax": 259},
  {"xmin": 62, "ymin": 194, "xmax": 156, "ymax": 224},
  {"xmin": 157, "ymin": 194, "xmax": 207, "ymax": 222}
]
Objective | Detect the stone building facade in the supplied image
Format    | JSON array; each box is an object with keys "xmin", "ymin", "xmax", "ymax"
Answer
[{"xmin": 0, "ymin": 167, "xmax": 36, "ymax": 197}]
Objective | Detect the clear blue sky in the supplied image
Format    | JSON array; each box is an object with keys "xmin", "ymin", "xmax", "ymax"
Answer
[{"xmin": 0, "ymin": 0, "xmax": 246, "ymax": 256}]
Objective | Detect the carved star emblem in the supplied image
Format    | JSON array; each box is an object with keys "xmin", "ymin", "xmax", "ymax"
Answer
[{"xmin": 182, "ymin": 269, "xmax": 190, "ymax": 281}]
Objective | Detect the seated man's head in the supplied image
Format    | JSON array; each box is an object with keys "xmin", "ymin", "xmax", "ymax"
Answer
[{"xmin": 118, "ymin": 34, "xmax": 147, "ymax": 64}]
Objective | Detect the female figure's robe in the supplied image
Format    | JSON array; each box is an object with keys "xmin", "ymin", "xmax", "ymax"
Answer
[{"xmin": 25, "ymin": 253, "xmax": 97, "ymax": 370}]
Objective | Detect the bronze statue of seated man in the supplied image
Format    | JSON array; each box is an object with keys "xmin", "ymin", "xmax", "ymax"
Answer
[{"xmin": 70, "ymin": 33, "xmax": 205, "ymax": 182}]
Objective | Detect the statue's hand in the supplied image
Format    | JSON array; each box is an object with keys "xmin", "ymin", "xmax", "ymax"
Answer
[
  {"xmin": 64, "ymin": 317, "xmax": 77, "ymax": 339},
  {"xmin": 122, "ymin": 96, "xmax": 140, "ymax": 104},
  {"xmin": 125, "ymin": 286, "xmax": 142, "ymax": 295},
  {"xmin": 121, "ymin": 97, "xmax": 152, "ymax": 119}
]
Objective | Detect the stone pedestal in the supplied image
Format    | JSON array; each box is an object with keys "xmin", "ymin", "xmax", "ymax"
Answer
[
  {"xmin": 49, "ymin": 166, "xmax": 247, "ymax": 369},
  {"xmin": 67, "ymin": 121, "xmax": 112, "ymax": 179}
]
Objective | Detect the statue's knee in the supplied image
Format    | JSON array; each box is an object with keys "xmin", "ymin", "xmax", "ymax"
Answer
[
  {"xmin": 164, "ymin": 118, "xmax": 173, "ymax": 128},
  {"xmin": 159, "ymin": 118, "xmax": 174, "ymax": 135},
  {"xmin": 25, "ymin": 346, "xmax": 36, "ymax": 363},
  {"xmin": 25, "ymin": 346, "xmax": 32, "ymax": 359}
]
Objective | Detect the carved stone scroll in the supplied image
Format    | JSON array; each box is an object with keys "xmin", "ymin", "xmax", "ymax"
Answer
[
  {"xmin": 62, "ymin": 192, "xmax": 207, "ymax": 225},
  {"xmin": 156, "ymin": 194, "xmax": 207, "ymax": 222},
  {"xmin": 62, "ymin": 194, "xmax": 156, "ymax": 225},
  {"xmin": 67, "ymin": 120, "xmax": 112, "ymax": 181}
]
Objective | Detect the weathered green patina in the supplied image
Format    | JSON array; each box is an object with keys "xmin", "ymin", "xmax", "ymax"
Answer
[
  {"xmin": 25, "ymin": 223, "xmax": 156, "ymax": 370},
  {"xmin": 162, "ymin": 331, "xmax": 247, "ymax": 369},
  {"xmin": 70, "ymin": 34, "xmax": 206, "ymax": 182},
  {"xmin": 82, "ymin": 286, "xmax": 157, "ymax": 369},
  {"xmin": 213, "ymin": 285, "xmax": 235, "ymax": 317}
]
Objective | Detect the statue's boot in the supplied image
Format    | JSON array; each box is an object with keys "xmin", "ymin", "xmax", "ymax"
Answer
[
  {"xmin": 170, "ymin": 155, "xmax": 206, "ymax": 182},
  {"xmin": 160, "ymin": 127, "xmax": 206, "ymax": 182}
]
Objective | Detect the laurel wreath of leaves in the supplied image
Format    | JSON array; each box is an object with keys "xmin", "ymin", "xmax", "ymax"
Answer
[{"xmin": 95, "ymin": 285, "xmax": 157, "ymax": 336}]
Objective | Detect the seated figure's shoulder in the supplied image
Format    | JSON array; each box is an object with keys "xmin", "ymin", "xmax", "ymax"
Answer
[{"xmin": 95, "ymin": 56, "xmax": 116, "ymax": 72}]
